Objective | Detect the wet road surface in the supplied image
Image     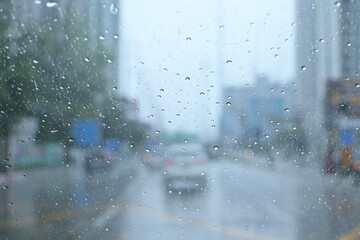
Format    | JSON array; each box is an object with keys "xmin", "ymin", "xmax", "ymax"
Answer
[{"xmin": 1, "ymin": 156, "xmax": 360, "ymax": 240}]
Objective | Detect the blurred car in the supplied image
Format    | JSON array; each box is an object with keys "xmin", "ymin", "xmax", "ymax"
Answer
[
  {"xmin": 163, "ymin": 143, "xmax": 208, "ymax": 191},
  {"xmin": 143, "ymin": 150, "xmax": 165, "ymax": 170},
  {"xmin": 84, "ymin": 150, "xmax": 114, "ymax": 173}
]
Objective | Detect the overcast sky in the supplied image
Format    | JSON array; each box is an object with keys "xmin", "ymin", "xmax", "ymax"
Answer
[{"xmin": 119, "ymin": 0, "xmax": 295, "ymax": 141}]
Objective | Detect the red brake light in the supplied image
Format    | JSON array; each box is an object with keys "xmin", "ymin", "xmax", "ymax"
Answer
[
  {"xmin": 163, "ymin": 157, "xmax": 173, "ymax": 166},
  {"xmin": 198, "ymin": 158, "xmax": 208, "ymax": 165}
]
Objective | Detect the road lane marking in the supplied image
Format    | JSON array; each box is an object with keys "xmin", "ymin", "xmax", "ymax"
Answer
[
  {"xmin": 0, "ymin": 204, "xmax": 107, "ymax": 229},
  {"xmin": 337, "ymin": 223, "xmax": 360, "ymax": 240},
  {"xmin": 122, "ymin": 204, "xmax": 292, "ymax": 240}
]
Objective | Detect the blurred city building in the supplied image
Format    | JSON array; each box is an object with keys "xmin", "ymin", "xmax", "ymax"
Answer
[
  {"xmin": 296, "ymin": 0, "xmax": 344, "ymax": 162},
  {"xmin": 220, "ymin": 75, "xmax": 301, "ymax": 148}
]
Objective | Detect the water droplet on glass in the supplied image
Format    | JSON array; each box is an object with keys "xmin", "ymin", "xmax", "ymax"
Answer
[
  {"xmin": 200, "ymin": 92, "xmax": 205, "ymax": 96},
  {"xmin": 99, "ymin": 35, "xmax": 105, "ymax": 40},
  {"xmin": 51, "ymin": 130, "xmax": 58, "ymax": 133},
  {"xmin": 2, "ymin": 186, "xmax": 9, "ymax": 190},
  {"xmin": 226, "ymin": 60, "xmax": 232, "ymax": 64},
  {"xmin": 84, "ymin": 57, "xmax": 90, "ymax": 62},
  {"xmin": 355, "ymin": 83, "xmax": 360, "ymax": 88},
  {"xmin": 185, "ymin": 77, "xmax": 190, "ymax": 81},
  {"xmin": 68, "ymin": 138, "xmax": 74, "ymax": 142},
  {"xmin": 160, "ymin": 88, "xmax": 164, "ymax": 92},
  {"xmin": 35, "ymin": 0, "xmax": 42, "ymax": 4},
  {"xmin": 186, "ymin": 37, "xmax": 192, "ymax": 42},
  {"xmin": 284, "ymin": 108, "xmax": 290, "ymax": 112},
  {"xmin": 265, "ymin": 134, "xmax": 270, "ymax": 139},
  {"xmin": 110, "ymin": 3, "xmax": 119, "ymax": 14},
  {"xmin": 184, "ymin": 139, "xmax": 188, "ymax": 143},
  {"xmin": 219, "ymin": 25, "xmax": 225, "ymax": 31},
  {"xmin": 226, "ymin": 102, "xmax": 231, "ymax": 106},
  {"xmin": 347, "ymin": 42, "xmax": 352, "ymax": 47},
  {"xmin": 213, "ymin": 146, "xmax": 219, "ymax": 150},
  {"xmin": 155, "ymin": 130, "xmax": 160, "ymax": 134},
  {"xmin": 301, "ymin": 66, "xmax": 306, "ymax": 71},
  {"xmin": 211, "ymin": 125, "xmax": 215, "ymax": 128},
  {"xmin": 113, "ymin": 86, "xmax": 117, "ymax": 90},
  {"xmin": 334, "ymin": 1, "xmax": 341, "ymax": 7},
  {"xmin": 46, "ymin": 1, "xmax": 57, "ymax": 8},
  {"xmin": 33, "ymin": 59, "xmax": 39, "ymax": 64},
  {"xmin": 319, "ymin": 38, "xmax": 324, "ymax": 43}
]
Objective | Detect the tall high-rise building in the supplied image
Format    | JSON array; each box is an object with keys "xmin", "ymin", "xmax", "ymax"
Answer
[
  {"xmin": 339, "ymin": 0, "xmax": 360, "ymax": 77},
  {"xmin": 296, "ymin": 0, "xmax": 341, "ymax": 163}
]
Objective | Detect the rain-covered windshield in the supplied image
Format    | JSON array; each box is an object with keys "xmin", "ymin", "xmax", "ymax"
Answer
[{"xmin": 1, "ymin": 1, "xmax": 360, "ymax": 240}]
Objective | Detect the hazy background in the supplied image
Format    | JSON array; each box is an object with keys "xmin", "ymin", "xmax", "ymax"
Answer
[{"xmin": 119, "ymin": 0, "xmax": 296, "ymax": 141}]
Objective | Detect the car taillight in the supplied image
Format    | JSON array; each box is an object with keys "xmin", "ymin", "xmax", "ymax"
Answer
[
  {"xmin": 163, "ymin": 157, "xmax": 173, "ymax": 166},
  {"xmin": 198, "ymin": 158, "xmax": 208, "ymax": 165}
]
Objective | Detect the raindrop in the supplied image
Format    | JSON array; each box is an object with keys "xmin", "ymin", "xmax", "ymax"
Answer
[
  {"xmin": 226, "ymin": 60, "xmax": 232, "ymax": 64},
  {"xmin": 213, "ymin": 146, "xmax": 219, "ymax": 150},
  {"xmin": 284, "ymin": 108, "xmax": 290, "ymax": 112},
  {"xmin": 184, "ymin": 139, "xmax": 188, "ymax": 143},
  {"xmin": 219, "ymin": 25, "xmax": 225, "ymax": 31},
  {"xmin": 35, "ymin": 0, "xmax": 42, "ymax": 4},
  {"xmin": 163, "ymin": 68, "xmax": 168, "ymax": 72},
  {"xmin": 45, "ymin": 1, "xmax": 57, "ymax": 8},
  {"xmin": 319, "ymin": 38, "xmax": 324, "ymax": 43},
  {"xmin": 334, "ymin": 1, "xmax": 341, "ymax": 7},
  {"xmin": 347, "ymin": 42, "xmax": 352, "ymax": 47},
  {"xmin": 300, "ymin": 66, "xmax": 306, "ymax": 71},
  {"xmin": 99, "ymin": 35, "xmax": 105, "ymax": 40},
  {"xmin": 274, "ymin": 54, "xmax": 279, "ymax": 58},
  {"xmin": 355, "ymin": 83, "xmax": 360, "ymax": 88},
  {"xmin": 68, "ymin": 138, "xmax": 74, "ymax": 142},
  {"xmin": 110, "ymin": 3, "xmax": 118, "ymax": 14},
  {"xmin": 113, "ymin": 86, "xmax": 117, "ymax": 90},
  {"xmin": 50, "ymin": 130, "xmax": 58, "ymax": 133},
  {"xmin": 160, "ymin": 88, "xmax": 164, "ymax": 92},
  {"xmin": 211, "ymin": 125, "xmax": 215, "ymax": 128},
  {"xmin": 200, "ymin": 92, "xmax": 205, "ymax": 96},
  {"xmin": 226, "ymin": 102, "xmax": 231, "ymax": 106},
  {"xmin": 265, "ymin": 134, "xmax": 270, "ymax": 139},
  {"xmin": 186, "ymin": 37, "xmax": 192, "ymax": 42},
  {"xmin": 33, "ymin": 59, "xmax": 39, "ymax": 64},
  {"xmin": 84, "ymin": 57, "xmax": 90, "ymax": 62},
  {"xmin": 155, "ymin": 130, "xmax": 160, "ymax": 134},
  {"xmin": 2, "ymin": 186, "xmax": 8, "ymax": 190},
  {"xmin": 185, "ymin": 77, "xmax": 190, "ymax": 81}
]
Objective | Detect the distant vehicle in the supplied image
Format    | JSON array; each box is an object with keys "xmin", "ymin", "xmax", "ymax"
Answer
[
  {"xmin": 84, "ymin": 150, "xmax": 114, "ymax": 173},
  {"xmin": 143, "ymin": 150, "xmax": 165, "ymax": 170},
  {"xmin": 163, "ymin": 143, "xmax": 208, "ymax": 191}
]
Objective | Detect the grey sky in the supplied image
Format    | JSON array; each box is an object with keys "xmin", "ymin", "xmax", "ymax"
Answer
[{"xmin": 119, "ymin": 0, "xmax": 295, "ymax": 141}]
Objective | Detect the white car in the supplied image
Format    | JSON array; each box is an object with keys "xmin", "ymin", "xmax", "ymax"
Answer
[{"xmin": 163, "ymin": 143, "xmax": 208, "ymax": 191}]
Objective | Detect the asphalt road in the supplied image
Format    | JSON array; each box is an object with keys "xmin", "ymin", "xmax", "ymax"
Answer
[{"xmin": 1, "ymin": 156, "xmax": 360, "ymax": 240}]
